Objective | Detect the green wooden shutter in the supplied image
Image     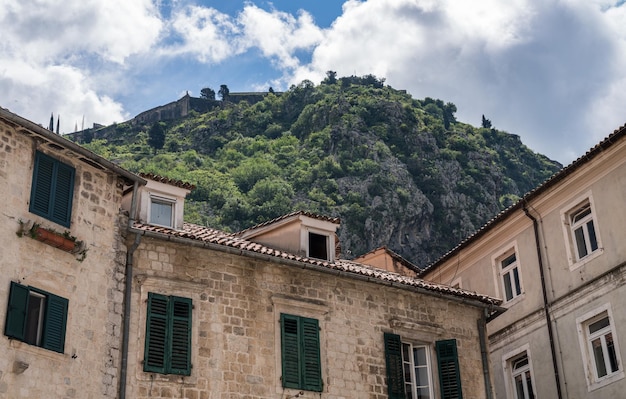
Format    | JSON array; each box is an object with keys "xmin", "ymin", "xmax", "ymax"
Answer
[
  {"xmin": 384, "ymin": 332, "xmax": 406, "ymax": 399},
  {"xmin": 4, "ymin": 282, "xmax": 29, "ymax": 340},
  {"xmin": 41, "ymin": 292, "xmax": 68, "ymax": 353},
  {"xmin": 29, "ymin": 152, "xmax": 75, "ymax": 227},
  {"xmin": 30, "ymin": 152, "xmax": 55, "ymax": 217},
  {"xmin": 281, "ymin": 313, "xmax": 301, "ymax": 388},
  {"xmin": 301, "ymin": 317, "xmax": 322, "ymax": 392},
  {"xmin": 436, "ymin": 339, "xmax": 463, "ymax": 399},
  {"xmin": 51, "ymin": 162, "xmax": 75, "ymax": 227},
  {"xmin": 169, "ymin": 296, "xmax": 192, "ymax": 375},
  {"xmin": 144, "ymin": 293, "xmax": 169, "ymax": 373}
]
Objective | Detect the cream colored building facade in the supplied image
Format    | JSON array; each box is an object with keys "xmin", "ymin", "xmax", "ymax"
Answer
[
  {"xmin": 421, "ymin": 123, "xmax": 626, "ymax": 398},
  {"xmin": 0, "ymin": 108, "xmax": 143, "ymax": 398}
]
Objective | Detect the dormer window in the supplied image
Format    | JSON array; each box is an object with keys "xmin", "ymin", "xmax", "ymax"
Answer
[
  {"xmin": 150, "ymin": 195, "xmax": 175, "ymax": 227},
  {"xmin": 308, "ymin": 232, "xmax": 329, "ymax": 260},
  {"xmin": 122, "ymin": 173, "xmax": 194, "ymax": 230},
  {"xmin": 234, "ymin": 211, "xmax": 340, "ymax": 262}
]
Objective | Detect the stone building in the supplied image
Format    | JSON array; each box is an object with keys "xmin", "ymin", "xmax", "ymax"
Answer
[
  {"xmin": 420, "ymin": 123, "xmax": 626, "ymax": 398},
  {"xmin": 120, "ymin": 179, "xmax": 504, "ymax": 399},
  {"xmin": 1, "ymin": 106, "xmax": 504, "ymax": 399},
  {"xmin": 0, "ymin": 107, "xmax": 143, "ymax": 398}
]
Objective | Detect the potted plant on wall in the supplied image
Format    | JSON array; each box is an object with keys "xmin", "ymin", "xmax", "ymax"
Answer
[{"xmin": 17, "ymin": 219, "xmax": 88, "ymax": 261}]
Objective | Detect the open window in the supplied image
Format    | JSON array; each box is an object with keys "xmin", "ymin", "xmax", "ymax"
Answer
[
  {"xmin": 4, "ymin": 281, "xmax": 68, "ymax": 353},
  {"xmin": 308, "ymin": 232, "xmax": 329, "ymax": 260},
  {"xmin": 384, "ymin": 333, "xmax": 462, "ymax": 399}
]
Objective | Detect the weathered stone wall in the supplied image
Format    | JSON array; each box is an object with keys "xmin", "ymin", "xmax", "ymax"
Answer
[
  {"xmin": 125, "ymin": 235, "xmax": 488, "ymax": 399},
  {"xmin": 0, "ymin": 120, "xmax": 127, "ymax": 398}
]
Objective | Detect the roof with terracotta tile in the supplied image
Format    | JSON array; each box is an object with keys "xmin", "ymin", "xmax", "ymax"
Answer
[
  {"xmin": 420, "ymin": 122, "xmax": 626, "ymax": 277},
  {"xmin": 354, "ymin": 246, "xmax": 422, "ymax": 273},
  {"xmin": 139, "ymin": 172, "xmax": 196, "ymax": 190},
  {"xmin": 233, "ymin": 210, "xmax": 340, "ymax": 237},
  {"xmin": 130, "ymin": 221, "xmax": 501, "ymax": 307}
]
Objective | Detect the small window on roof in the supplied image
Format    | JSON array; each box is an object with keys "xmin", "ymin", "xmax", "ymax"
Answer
[
  {"xmin": 150, "ymin": 196, "xmax": 174, "ymax": 227},
  {"xmin": 308, "ymin": 232, "xmax": 328, "ymax": 260}
]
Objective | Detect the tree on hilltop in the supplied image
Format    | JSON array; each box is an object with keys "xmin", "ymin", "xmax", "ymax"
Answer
[
  {"xmin": 200, "ymin": 87, "xmax": 215, "ymax": 100},
  {"xmin": 219, "ymin": 85, "xmax": 230, "ymax": 101}
]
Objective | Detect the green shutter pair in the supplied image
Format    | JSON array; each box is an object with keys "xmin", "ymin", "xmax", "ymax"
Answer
[
  {"xmin": 383, "ymin": 333, "xmax": 463, "ymax": 399},
  {"xmin": 30, "ymin": 151, "xmax": 75, "ymax": 227},
  {"xmin": 144, "ymin": 293, "xmax": 192, "ymax": 375},
  {"xmin": 4, "ymin": 281, "xmax": 68, "ymax": 353},
  {"xmin": 280, "ymin": 313, "xmax": 323, "ymax": 392}
]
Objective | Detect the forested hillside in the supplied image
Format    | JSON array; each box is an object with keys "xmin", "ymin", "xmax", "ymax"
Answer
[{"xmin": 77, "ymin": 74, "xmax": 561, "ymax": 266}]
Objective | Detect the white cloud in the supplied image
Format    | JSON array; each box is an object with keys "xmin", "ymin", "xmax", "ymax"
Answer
[
  {"xmin": 0, "ymin": 60, "xmax": 126, "ymax": 131},
  {"xmin": 0, "ymin": 0, "xmax": 161, "ymax": 132},
  {"xmin": 238, "ymin": 5, "xmax": 324, "ymax": 69},
  {"xmin": 291, "ymin": 0, "xmax": 626, "ymax": 164},
  {"xmin": 163, "ymin": 5, "xmax": 243, "ymax": 63},
  {"xmin": 3, "ymin": 0, "xmax": 626, "ymax": 165}
]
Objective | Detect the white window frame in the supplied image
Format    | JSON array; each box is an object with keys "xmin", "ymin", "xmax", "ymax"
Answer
[
  {"xmin": 401, "ymin": 340, "xmax": 435, "ymax": 399},
  {"xmin": 502, "ymin": 344, "xmax": 536, "ymax": 399},
  {"xmin": 492, "ymin": 243, "xmax": 524, "ymax": 305},
  {"xmin": 561, "ymin": 193, "xmax": 602, "ymax": 270},
  {"xmin": 303, "ymin": 227, "xmax": 332, "ymax": 261},
  {"xmin": 576, "ymin": 304, "xmax": 624, "ymax": 391},
  {"xmin": 149, "ymin": 194, "xmax": 175, "ymax": 228}
]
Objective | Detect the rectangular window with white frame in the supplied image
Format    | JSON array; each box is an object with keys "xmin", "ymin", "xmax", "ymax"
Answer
[
  {"xmin": 150, "ymin": 195, "xmax": 175, "ymax": 227},
  {"xmin": 561, "ymin": 194, "xmax": 602, "ymax": 268},
  {"xmin": 384, "ymin": 333, "xmax": 462, "ymax": 399},
  {"xmin": 503, "ymin": 346, "xmax": 536, "ymax": 399},
  {"xmin": 493, "ymin": 245, "xmax": 523, "ymax": 304},
  {"xmin": 577, "ymin": 304, "xmax": 624, "ymax": 390}
]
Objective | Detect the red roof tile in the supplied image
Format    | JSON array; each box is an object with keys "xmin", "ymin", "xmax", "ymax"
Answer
[{"xmin": 131, "ymin": 221, "xmax": 501, "ymax": 307}]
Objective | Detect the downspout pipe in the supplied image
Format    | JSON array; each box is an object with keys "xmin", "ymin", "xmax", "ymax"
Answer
[
  {"xmin": 478, "ymin": 311, "xmax": 494, "ymax": 399},
  {"xmin": 523, "ymin": 205, "xmax": 563, "ymax": 399},
  {"xmin": 119, "ymin": 181, "xmax": 142, "ymax": 399}
]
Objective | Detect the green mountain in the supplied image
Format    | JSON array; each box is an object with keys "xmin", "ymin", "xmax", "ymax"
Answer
[{"xmin": 75, "ymin": 75, "xmax": 561, "ymax": 266}]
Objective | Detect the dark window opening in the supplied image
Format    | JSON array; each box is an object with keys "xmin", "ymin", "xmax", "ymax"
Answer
[{"xmin": 309, "ymin": 232, "xmax": 328, "ymax": 260}]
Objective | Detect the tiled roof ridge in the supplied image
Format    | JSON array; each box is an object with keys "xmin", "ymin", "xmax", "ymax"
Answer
[
  {"xmin": 355, "ymin": 246, "xmax": 422, "ymax": 273},
  {"xmin": 139, "ymin": 172, "xmax": 196, "ymax": 190},
  {"xmin": 234, "ymin": 210, "xmax": 340, "ymax": 236},
  {"xmin": 420, "ymin": 121, "xmax": 626, "ymax": 276},
  {"xmin": 131, "ymin": 221, "xmax": 501, "ymax": 307}
]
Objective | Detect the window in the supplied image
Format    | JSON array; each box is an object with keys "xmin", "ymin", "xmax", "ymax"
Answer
[
  {"xmin": 280, "ymin": 313, "xmax": 322, "ymax": 392},
  {"xmin": 570, "ymin": 203, "xmax": 598, "ymax": 260},
  {"xmin": 308, "ymin": 232, "xmax": 328, "ymax": 260},
  {"xmin": 510, "ymin": 353, "xmax": 535, "ymax": 399},
  {"xmin": 144, "ymin": 293, "xmax": 192, "ymax": 375},
  {"xmin": 384, "ymin": 333, "xmax": 462, "ymax": 399},
  {"xmin": 500, "ymin": 251, "xmax": 522, "ymax": 302},
  {"xmin": 4, "ymin": 281, "xmax": 68, "ymax": 353},
  {"xmin": 577, "ymin": 305, "xmax": 624, "ymax": 390},
  {"xmin": 150, "ymin": 196, "xmax": 174, "ymax": 227},
  {"xmin": 29, "ymin": 151, "xmax": 75, "ymax": 227}
]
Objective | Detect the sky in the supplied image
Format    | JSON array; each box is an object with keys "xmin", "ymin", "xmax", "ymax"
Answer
[{"xmin": 2, "ymin": 0, "xmax": 626, "ymax": 165}]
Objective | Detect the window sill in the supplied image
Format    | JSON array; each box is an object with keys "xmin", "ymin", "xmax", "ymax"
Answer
[
  {"xmin": 569, "ymin": 248, "xmax": 604, "ymax": 271},
  {"xmin": 7, "ymin": 338, "xmax": 68, "ymax": 361},
  {"xmin": 501, "ymin": 293, "xmax": 525, "ymax": 308},
  {"xmin": 587, "ymin": 370, "xmax": 625, "ymax": 392}
]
